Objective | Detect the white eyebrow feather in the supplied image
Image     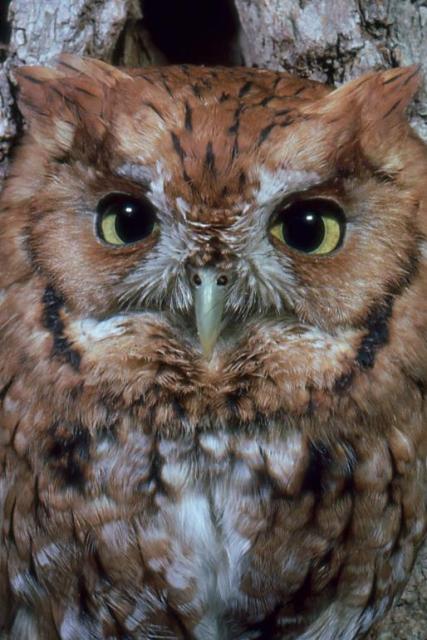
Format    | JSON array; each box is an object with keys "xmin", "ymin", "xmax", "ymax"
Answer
[
  {"xmin": 114, "ymin": 162, "xmax": 153, "ymax": 184},
  {"xmin": 255, "ymin": 166, "xmax": 322, "ymax": 206}
]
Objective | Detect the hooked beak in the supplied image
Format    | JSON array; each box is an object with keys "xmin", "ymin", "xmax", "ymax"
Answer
[{"xmin": 192, "ymin": 268, "xmax": 228, "ymax": 359}]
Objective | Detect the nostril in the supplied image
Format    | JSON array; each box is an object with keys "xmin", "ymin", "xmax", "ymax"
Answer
[
  {"xmin": 217, "ymin": 275, "xmax": 228, "ymax": 286},
  {"xmin": 193, "ymin": 274, "xmax": 202, "ymax": 286}
]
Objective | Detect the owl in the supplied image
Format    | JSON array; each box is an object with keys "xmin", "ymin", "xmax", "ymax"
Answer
[{"xmin": 0, "ymin": 53, "xmax": 426, "ymax": 640}]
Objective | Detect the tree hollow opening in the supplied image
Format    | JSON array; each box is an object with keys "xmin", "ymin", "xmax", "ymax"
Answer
[
  {"xmin": 142, "ymin": 0, "xmax": 242, "ymax": 66},
  {"xmin": 0, "ymin": 0, "xmax": 12, "ymax": 63}
]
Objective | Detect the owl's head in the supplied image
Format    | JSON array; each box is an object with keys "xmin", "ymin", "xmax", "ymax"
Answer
[{"xmin": 1, "ymin": 56, "xmax": 426, "ymax": 422}]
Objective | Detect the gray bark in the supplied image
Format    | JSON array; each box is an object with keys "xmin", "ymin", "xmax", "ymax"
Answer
[
  {"xmin": 0, "ymin": 65, "xmax": 15, "ymax": 183},
  {"xmin": 0, "ymin": 0, "xmax": 426, "ymax": 637}
]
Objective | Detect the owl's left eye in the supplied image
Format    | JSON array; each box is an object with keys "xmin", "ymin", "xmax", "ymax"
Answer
[
  {"xmin": 270, "ymin": 198, "xmax": 345, "ymax": 256},
  {"xmin": 96, "ymin": 193, "xmax": 158, "ymax": 246}
]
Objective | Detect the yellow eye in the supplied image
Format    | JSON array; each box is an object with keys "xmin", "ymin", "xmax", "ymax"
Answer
[
  {"xmin": 97, "ymin": 193, "xmax": 158, "ymax": 246},
  {"xmin": 270, "ymin": 199, "xmax": 345, "ymax": 255}
]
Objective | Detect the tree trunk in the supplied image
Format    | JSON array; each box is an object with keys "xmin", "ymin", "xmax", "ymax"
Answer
[{"xmin": 0, "ymin": 1, "xmax": 426, "ymax": 637}]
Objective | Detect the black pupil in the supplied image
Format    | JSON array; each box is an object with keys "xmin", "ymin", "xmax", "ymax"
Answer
[
  {"xmin": 282, "ymin": 210, "xmax": 325, "ymax": 253},
  {"xmin": 100, "ymin": 194, "xmax": 156, "ymax": 244}
]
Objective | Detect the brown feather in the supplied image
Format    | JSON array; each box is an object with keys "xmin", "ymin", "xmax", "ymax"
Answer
[{"xmin": 0, "ymin": 56, "xmax": 426, "ymax": 639}]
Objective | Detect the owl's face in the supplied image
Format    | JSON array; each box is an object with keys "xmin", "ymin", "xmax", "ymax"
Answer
[{"xmin": 2, "ymin": 57, "xmax": 427, "ymax": 419}]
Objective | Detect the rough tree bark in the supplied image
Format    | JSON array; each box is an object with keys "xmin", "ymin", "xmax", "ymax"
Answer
[{"xmin": 0, "ymin": 1, "xmax": 426, "ymax": 638}]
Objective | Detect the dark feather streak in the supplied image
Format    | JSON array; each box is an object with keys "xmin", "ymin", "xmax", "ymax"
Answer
[
  {"xmin": 260, "ymin": 96, "xmax": 274, "ymax": 107},
  {"xmin": 161, "ymin": 78, "xmax": 173, "ymax": 97},
  {"xmin": 231, "ymin": 139, "xmax": 239, "ymax": 160},
  {"xmin": 18, "ymin": 72, "xmax": 45, "ymax": 85},
  {"xmin": 403, "ymin": 65, "xmax": 421, "ymax": 85},
  {"xmin": 42, "ymin": 285, "xmax": 81, "ymax": 371},
  {"xmin": 383, "ymin": 70, "xmax": 408, "ymax": 85},
  {"xmin": 73, "ymin": 85, "xmax": 100, "ymax": 98},
  {"xmin": 192, "ymin": 84, "xmax": 202, "ymax": 98},
  {"xmin": 57, "ymin": 60, "xmax": 82, "ymax": 74},
  {"xmin": 171, "ymin": 132, "xmax": 186, "ymax": 162},
  {"xmin": 239, "ymin": 81, "xmax": 253, "ymax": 98},
  {"xmin": 275, "ymin": 108, "xmax": 292, "ymax": 117},
  {"xmin": 294, "ymin": 86, "xmax": 306, "ymax": 96},
  {"xmin": 335, "ymin": 245, "xmax": 420, "ymax": 391},
  {"xmin": 258, "ymin": 123, "xmax": 276, "ymax": 145},
  {"xmin": 383, "ymin": 99, "xmax": 402, "ymax": 119},
  {"xmin": 47, "ymin": 422, "xmax": 91, "ymax": 491},
  {"xmin": 205, "ymin": 141, "xmax": 216, "ymax": 174},
  {"xmin": 239, "ymin": 171, "xmax": 246, "ymax": 190},
  {"xmin": 228, "ymin": 106, "xmax": 242, "ymax": 135},
  {"xmin": 184, "ymin": 101, "xmax": 193, "ymax": 131},
  {"xmin": 144, "ymin": 101, "xmax": 165, "ymax": 121}
]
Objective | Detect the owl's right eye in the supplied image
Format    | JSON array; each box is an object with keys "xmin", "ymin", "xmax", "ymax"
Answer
[
  {"xmin": 96, "ymin": 193, "xmax": 158, "ymax": 246},
  {"xmin": 270, "ymin": 198, "xmax": 345, "ymax": 256}
]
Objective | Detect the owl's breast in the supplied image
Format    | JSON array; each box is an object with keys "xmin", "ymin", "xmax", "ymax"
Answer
[
  {"xmin": 77, "ymin": 422, "xmax": 425, "ymax": 639},
  {"xmin": 3, "ymin": 409, "xmax": 427, "ymax": 639}
]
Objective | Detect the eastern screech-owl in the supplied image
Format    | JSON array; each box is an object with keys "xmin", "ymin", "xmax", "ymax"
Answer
[{"xmin": 0, "ymin": 54, "xmax": 426, "ymax": 640}]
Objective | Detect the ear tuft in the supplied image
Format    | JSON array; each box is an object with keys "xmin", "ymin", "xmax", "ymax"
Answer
[
  {"xmin": 12, "ymin": 65, "xmax": 65, "ymax": 120},
  {"xmin": 304, "ymin": 65, "xmax": 422, "ymax": 128},
  {"xmin": 13, "ymin": 65, "xmax": 75, "ymax": 154},
  {"xmin": 12, "ymin": 57, "xmax": 127, "ymax": 155},
  {"xmin": 362, "ymin": 65, "xmax": 421, "ymax": 124}
]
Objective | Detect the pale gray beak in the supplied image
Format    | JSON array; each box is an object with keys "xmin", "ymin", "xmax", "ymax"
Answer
[{"xmin": 192, "ymin": 268, "xmax": 228, "ymax": 359}]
